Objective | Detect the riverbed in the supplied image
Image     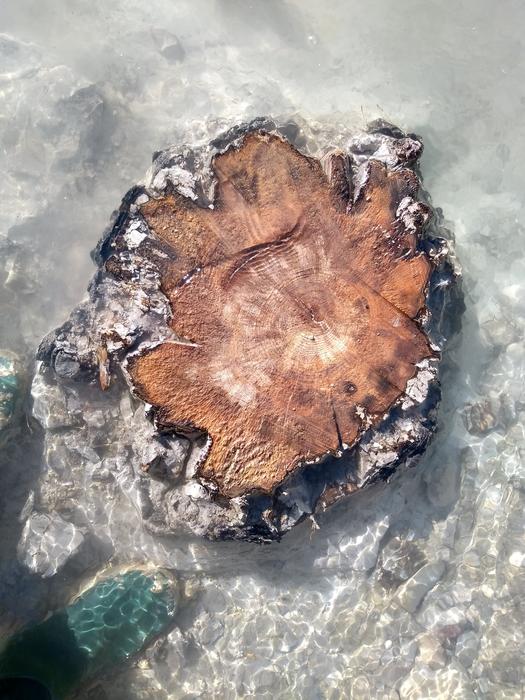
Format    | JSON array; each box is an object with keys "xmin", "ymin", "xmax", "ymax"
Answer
[{"xmin": 1, "ymin": 1, "xmax": 524, "ymax": 697}]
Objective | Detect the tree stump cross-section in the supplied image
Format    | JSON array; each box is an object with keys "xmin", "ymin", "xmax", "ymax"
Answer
[{"xmin": 128, "ymin": 131, "xmax": 434, "ymax": 498}]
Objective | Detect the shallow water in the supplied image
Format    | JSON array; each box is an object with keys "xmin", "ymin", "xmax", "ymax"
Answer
[{"xmin": 1, "ymin": 0, "xmax": 525, "ymax": 698}]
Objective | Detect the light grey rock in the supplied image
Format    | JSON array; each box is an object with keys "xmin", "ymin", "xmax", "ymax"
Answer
[
  {"xmin": 417, "ymin": 632, "xmax": 447, "ymax": 669},
  {"xmin": 18, "ymin": 512, "xmax": 85, "ymax": 577},
  {"xmin": 377, "ymin": 536, "xmax": 427, "ymax": 588},
  {"xmin": 455, "ymin": 630, "xmax": 479, "ymax": 669},
  {"xmin": 151, "ymin": 29, "xmax": 185, "ymax": 63},
  {"xmin": 462, "ymin": 392, "xmax": 516, "ymax": 436},
  {"xmin": 399, "ymin": 663, "xmax": 476, "ymax": 700},
  {"xmin": 334, "ymin": 516, "xmax": 390, "ymax": 572},
  {"xmin": 394, "ymin": 560, "xmax": 447, "ymax": 613},
  {"xmin": 31, "ymin": 371, "xmax": 80, "ymax": 430},
  {"xmin": 130, "ymin": 407, "xmax": 189, "ymax": 482}
]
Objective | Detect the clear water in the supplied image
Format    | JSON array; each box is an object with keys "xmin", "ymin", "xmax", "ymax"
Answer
[{"xmin": 1, "ymin": 0, "xmax": 524, "ymax": 698}]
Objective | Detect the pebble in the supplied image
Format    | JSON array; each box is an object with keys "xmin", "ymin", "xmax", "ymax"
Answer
[
  {"xmin": 31, "ymin": 372, "xmax": 79, "ymax": 430},
  {"xmin": 394, "ymin": 561, "xmax": 447, "ymax": 613},
  {"xmin": 455, "ymin": 630, "xmax": 479, "ymax": 669},
  {"xmin": 417, "ymin": 633, "xmax": 447, "ymax": 669},
  {"xmin": 17, "ymin": 512, "xmax": 85, "ymax": 577},
  {"xmin": 0, "ymin": 350, "xmax": 19, "ymax": 433}
]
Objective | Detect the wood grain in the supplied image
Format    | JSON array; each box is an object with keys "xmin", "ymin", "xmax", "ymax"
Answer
[{"xmin": 128, "ymin": 131, "xmax": 434, "ymax": 497}]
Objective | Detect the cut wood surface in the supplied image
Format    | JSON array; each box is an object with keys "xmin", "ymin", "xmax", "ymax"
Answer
[{"xmin": 128, "ymin": 131, "xmax": 434, "ymax": 498}]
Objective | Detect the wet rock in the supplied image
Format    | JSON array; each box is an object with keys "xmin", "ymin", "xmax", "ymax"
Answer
[
  {"xmin": 462, "ymin": 392, "xmax": 516, "ymax": 436},
  {"xmin": 399, "ymin": 664, "xmax": 475, "ymax": 699},
  {"xmin": 455, "ymin": 630, "xmax": 479, "ymax": 669},
  {"xmin": 145, "ymin": 627, "xmax": 186, "ymax": 690},
  {"xmin": 377, "ymin": 536, "xmax": 427, "ymax": 588},
  {"xmin": 31, "ymin": 372, "xmax": 80, "ymax": 430},
  {"xmin": 17, "ymin": 512, "xmax": 85, "ymax": 577},
  {"xmin": 0, "ymin": 350, "xmax": 19, "ymax": 434},
  {"xmin": 393, "ymin": 560, "xmax": 446, "ymax": 613},
  {"xmin": 487, "ymin": 651, "xmax": 524, "ymax": 685},
  {"xmin": 130, "ymin": 406, "xmax": 189, "ymax": 482},
  {"xmin": 152, "ymin": 29, "xmax": 185, "ymax": 63},
  {"xmin": 417, "ymin": 632, "xmax": 447, "ymax": 669}
]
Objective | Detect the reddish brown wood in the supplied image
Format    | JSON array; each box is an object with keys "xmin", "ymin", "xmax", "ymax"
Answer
[{"xmin": 128, "ymin": 131, "xmax": 434, "ymax": 498}]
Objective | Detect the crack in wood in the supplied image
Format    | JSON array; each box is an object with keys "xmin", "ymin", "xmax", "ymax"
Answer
[{"xmin": 128, "ymin": 130, "xmax": 435, "ymax": 497}]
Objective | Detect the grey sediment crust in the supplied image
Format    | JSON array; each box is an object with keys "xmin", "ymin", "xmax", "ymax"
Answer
[{"xmin": 35, "ymin": 117, "xmax": 463, "ymax": 542}]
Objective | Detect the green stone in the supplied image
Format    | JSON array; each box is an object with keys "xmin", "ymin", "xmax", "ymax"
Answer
[
  {"xmin": 0, "ymin": 569, "xmax": 179, "ymax": 699},
  {"xmin": 0, "ymin": 351, "xmax": 18, "ymax": 432}
]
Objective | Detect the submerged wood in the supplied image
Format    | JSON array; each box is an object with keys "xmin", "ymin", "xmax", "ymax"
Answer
[
  {"xmin": 130, "ymin": 133, "xmax": 434, "ymax": 497},
  {"xmin": 37, "ymin": 118, "xmax": 462, "ymax": 541}
]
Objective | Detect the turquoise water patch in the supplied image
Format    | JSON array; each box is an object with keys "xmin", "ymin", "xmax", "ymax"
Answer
[
  {"xmin": 0, "ymin": 352, "xmax": 18, "ymax": 431},
  {"xmin": 67, "ymin": 569, "xmax": 179, "ymax": 671},
  {"xmin": 0, "ymin": 569, "xmax": 179, "ymax": 699}
]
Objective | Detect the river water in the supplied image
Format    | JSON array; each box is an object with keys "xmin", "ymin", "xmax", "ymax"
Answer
[{"xmin": 1, "ymin": 1, "xmax": 524, "ymax": 698}]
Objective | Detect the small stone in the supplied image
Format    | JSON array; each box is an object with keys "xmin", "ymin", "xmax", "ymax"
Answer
[
  {"xmin": 252, "ymin": 668, "xmax": 279, "ymax": 691},
  {"xmin": 31, "ymin": 372, "xmax": 79, "ymax": 430},
  {"xmin": 350, "ymin": 675, "xmax": 371, "ymax": 700},
  {"xmin": 0, "ymin": 350, "xmax": 19, "ymax": 434},
  {"xmin": 17, "ymin": 512, "xmax": 85, "ymax": 577},
  {"xmin": 488, "ymin": 651, "xmax": 524, "ymax": 685},
  {"xmin": 151, "ymin": 29, "xmax": 185, "ymax": 63},
  {"xmin": 436, "ymin": 623, "xmax": 465, "ymax": 644},
  {"xmin": 377, "ymin": 536, "xmax": 427, "ymax": 588},
  {"xmin": 399, "ymin": 665, "xmax": 475, "ymax": 699},
  {"xmin": 192, "ymin": 611, "xmax": 224, "ymax": 647},
  {"xmin": 509, "ymin": 551, "xmax": 525, "ymax": 567},
  {"xmin": 462, "ymin": 393, "xmax": 516, "ymax": 436},
  {"xmin": 394, "ymin": 560, "xmax": 446, "ymax": 613},
  {"xmin": 417, "ymin": 633, "xmax": 447, "ymax": 669},
  {"xmin": 455, "ymin": 630, "xmax": 479, "ymax": 669}
]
